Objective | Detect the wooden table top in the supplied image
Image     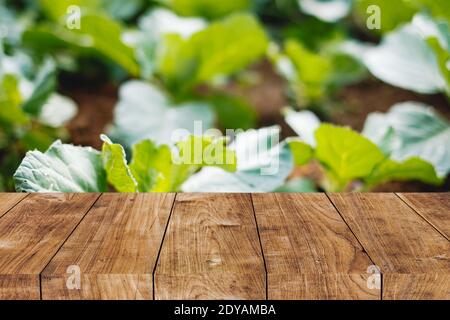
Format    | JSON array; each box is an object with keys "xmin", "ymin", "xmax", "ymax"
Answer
[{"xmin": 0, "ymin": 193, "xmax": 448, "ymax": 300}]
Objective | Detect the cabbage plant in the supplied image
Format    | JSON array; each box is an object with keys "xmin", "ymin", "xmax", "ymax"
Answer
[{"xmin": 285, "ymin": 105, "xmax": 446, "ymax": 191}]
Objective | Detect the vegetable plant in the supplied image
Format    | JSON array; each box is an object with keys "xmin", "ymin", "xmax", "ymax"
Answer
[
  {"xmin": 285, "ymin": 105, "xmax": 447, "ymax": 191},
  {"xmin": 14, "ymin": 134, "xmax": 237, "ymax": 192},
  {"xmin": 0, "ymin": 49, "xmax": 77, "ymax": 191},
  {"xmin": 362, "ymin": 14, "xmax": 450, "ymax": 96}
]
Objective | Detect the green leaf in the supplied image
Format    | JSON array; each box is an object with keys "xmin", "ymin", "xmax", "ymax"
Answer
[
  {"xmin": 363, "ymin": 102, "xmax": 450, "ymax": 178},
  {"xmin": 363, "ymin": 15, "xmax": 449, "ymax": 94},
  {"xmin": 287, "ymin": 138, "xmax": 314, "ymax": 166},
  {"xmin": 14, "ymin": 140, "xmax": 106, "ymax": 192},
  {"xmin": 284, "ymin": 39, "xmax": 332, "ymax": 101},
  {"xmin": 176, "ymin": 135, "xmax": 237, "ymax": 172},
  {"xmin": 206, "ymin": 94, "xmax": 257, "ymax": 130},
  {"xmin": 354, "ymin": 0, "xmax": 418, "ymax": 33},
  {"xmin": 156, "ymin": 13, "xmax": 269, "ymax": 91},
  {"xmin": 182, "ymin": 127, "xmax": 293, "ymax": 192},
  {"xmin": 365, "ymin": 157, "xmax": 443, "ymax": 187},
  {"xmin": 158, "ymin": 0, "xmax": 251, "ymax": 19},
  {"xmin": 109, "ymin": 81, "xmax": 215, "ymax": 148},
  {"xmin": 129, "ymin": 139, "xmax": 173, "ymax": 192},
  {"xmin": 21, "ymin": 59, "xmax": 57, "ymax": 116},
  {"xmin": 315, "ymin": 124, "xmax": 385, "ymax": 185},
  {"xmin": 26, "ymin": 11, "xmax": 139, "ymax": 75},
  {"xmin": 100, "ymin": 135, "xmax": 138, "ymax": 192},
  {"xmin": 0, "ymin": 74, "xmax": 29, "ymax": 125}
]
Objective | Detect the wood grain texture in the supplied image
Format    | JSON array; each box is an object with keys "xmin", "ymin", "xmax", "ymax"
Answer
[
  {"xmin": 42, "ymin": 193, "xmax": 175, "ymax": 300},
  {"xmin": 154, "ymin": 193, "xmax": 265, "ymax": 300},
  {"xmin": 329, "ymin": 193, "xmax": 450, "ymax": 300},
  {"xmin": 397, "ymin": 193, "xmax": 450, "ymax": 240},
  {"xmin": 252, "ymin": 193, "xmax": 379, "ymax": 300},
  {"xmin": 0, "ymin": 193, "xmax": 27, "ymax": 219},
  {"xmin": 0, "ymin": 193, "xmax": 99, "ymax": 300}
]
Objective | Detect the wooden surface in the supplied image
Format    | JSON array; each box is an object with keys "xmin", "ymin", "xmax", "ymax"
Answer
[
  {"xmin": 0, "ymin": 194, "xmax": 100, "ymax": 299},
  {"xmin": 0, "ymin": 193, "xmax": 448, "ymax": 300},
  {"xmin": 328, "ymin": 193, "xmax": 450, "ymax": 299},
  {"xmin": 154, "ymin": 194, "xmax": 265, "ymax": 300},
  {"xmin": 252, "ymin": 194, "xmax": 379, "ymax": 300},
  {"xmin": 397, "ymin": 193, "xmax": 449, "ymax": 240},
  {"xmin": 41, "ymin": 194, "xmax": 175, "ymax": 300}
]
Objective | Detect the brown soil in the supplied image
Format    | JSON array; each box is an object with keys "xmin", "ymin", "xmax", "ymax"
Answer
[
  {"xmin": 332, "ymin": 79, "xmax": 450, "ymax": 130},
  {"xmin": 63, "ymin": 83, "xmax": 117, "ymax": 150}
]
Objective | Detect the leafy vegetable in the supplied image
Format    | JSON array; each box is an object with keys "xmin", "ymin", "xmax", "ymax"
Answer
[
  {"xmin": 14, "ymin": 134, "xmax": 237, "ymax": 192},
  {"xmin": 0, "ymin": 50, "xmax": 77, "ymax": 191},
  {"xmin": 365, "ymin": 157, "xmax": 442, "ymax": 187},
  {"xmin": 285, "ymin": 109, "xmax": 445, "ymax": 191},
  {"xmin": 155, "ymin": 13, "xmax": 269, "ymax": 93},
  {"xmin": 26, "ymin": 2, "xmax": 139, "ymax": 75},
  {"xmin": 363, "ymin": 102, "xmax": 450, "ymax": 178},
  {"xmin": 101, "ymin": 135, "xmax": 138, "ymax": 192},
  {"xmin": 14, "ymin": 140, "xmax": 106, "ymax": 192},
  {"xmin": 109, "ymin": 80, "xmax": 215, "ymax": 148},
  {"xmin": 278, "ymin": 38, "xmax": 366, "ymax": 106},
  {"xmin": 363, "ymin": 14, "xmax": 450, "ymax": 95},
  {"xmin": 315, "ymin": 124, "xmax": 385, "ymax": 190},
  {"xmin": 182, "ymin": 126, "xmax": 293, "ymax": 192}
]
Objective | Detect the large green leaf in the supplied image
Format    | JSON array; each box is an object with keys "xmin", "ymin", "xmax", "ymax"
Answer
[
  {"xmin": 109, "ymin": 80, "xmax": 215, "ymax": 148},
  {"xmin": 130, "ymin": 135, "xmax": 236, "ymax": 192},
  {"xmin": 363, "ymin": 15, "xmax": 449, "ymax": 94},
  {"xmin": 365, "ymin": 157, "xmax": 443, "ymax": 187},
  {"xmin": 101, "ymin": 135, "xmax": 138, "ymax": 192},
  {"xmin": 363, "ymin": 102, "xmax": 450, "ymax": 177},
  {"xmin": 158, "ymin": 0, "xmax": 251, "ymax": 19},
  {"xmin": 14, "ymin": 140, "xmax": 106, "ymax": 192},
  {"xmin": 315, "ymin": 124, "xmax": 385, "ymax": 185},
  {"xmin": 182, "ymin": 127, "xmax": 293, "ymax": 192},
  {"xmin": 156, "ymin": 13, "xmax": 269, "ymax": 92},
  {"xmin": 28, "ymin": 4, "xmax": 139, "ymax": 75}
]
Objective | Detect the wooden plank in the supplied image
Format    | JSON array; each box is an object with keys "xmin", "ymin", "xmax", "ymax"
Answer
[
  {"xmin": 329, "ymin": 193, "xmax": 450, "ymax": 300},
  {"xmin": 154, "ymin": 193, "xmax": 265, "ymax": 300},
  {"xmin": 0, "ymin": 193, "xmax": 99, "ymax": 300},
  {"xmin": 42, "ymin": 193, "xmax": 175, "ymax": 300},
  {"xmin": 0, "ymin": 193, "xmax": 28, "ymax": 219},
  {"xmin": 397, "ymin": 193, "xmax": 450, "ymax": 240},
  {"xmin": 252, "ymin": 193, "xmax": 379, "ymax": 300}
]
